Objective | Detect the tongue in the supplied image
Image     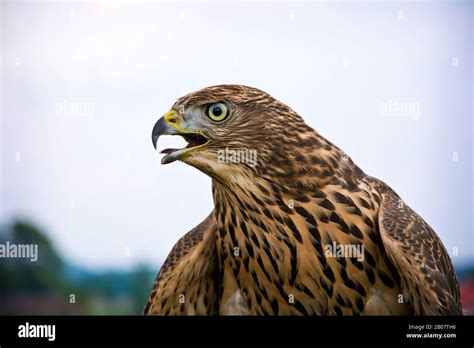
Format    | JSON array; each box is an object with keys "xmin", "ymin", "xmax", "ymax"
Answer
[
  {"xmin": 159, "ymin": 148, "xmax": 188, "ymax": 165},
  {"xmin": 160, "ymin": 148, "xmax": 181, "ymax": 155}
]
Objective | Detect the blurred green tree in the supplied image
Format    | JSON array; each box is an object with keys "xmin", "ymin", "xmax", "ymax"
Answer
[
  {"xmin": 0, "ymin": 220, "xmax": 156, "ymax": 315},
  {"xmin": 0, "ymin": 221, "xmax": 64, "ymax": 294}
]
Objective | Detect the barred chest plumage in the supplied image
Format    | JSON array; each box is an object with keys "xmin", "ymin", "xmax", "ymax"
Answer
[{"xmin": 212, "ymin": 176, "xmax": 411, "ymax": 315}]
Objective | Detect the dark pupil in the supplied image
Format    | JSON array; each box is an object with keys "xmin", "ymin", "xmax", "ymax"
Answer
[{"xmin": 212, "ymin": 106, "xmax": 222, "ymax": 116}]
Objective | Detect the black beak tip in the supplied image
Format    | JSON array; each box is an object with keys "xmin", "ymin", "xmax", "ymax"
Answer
[
  {"xmin": 152, "ymin": 117, "xmax": 166, "ymax": 150},
  {"xmin": 152, "ymin": 135, "xmax": 158, "ymax": 149}
]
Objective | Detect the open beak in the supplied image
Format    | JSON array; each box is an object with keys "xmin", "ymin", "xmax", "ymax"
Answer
[{"xmin": 151, "ymin": 116, "xmax": 209, "ymax": 165}]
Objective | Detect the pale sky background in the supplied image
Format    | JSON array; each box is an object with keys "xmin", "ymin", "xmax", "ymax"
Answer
[{"xmin": 0, "ymin": 0, "xmax": 472, "ymax": 271}]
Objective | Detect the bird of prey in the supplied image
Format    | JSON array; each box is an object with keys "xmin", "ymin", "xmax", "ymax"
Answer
[{"xmin": 144, "ymin": 85, "xmax": 462, "ymax": 315}]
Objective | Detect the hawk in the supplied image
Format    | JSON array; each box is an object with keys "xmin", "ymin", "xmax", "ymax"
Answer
[{"xmin": 144, "ymin": 85, "xmax": 462, "ymax": 315}]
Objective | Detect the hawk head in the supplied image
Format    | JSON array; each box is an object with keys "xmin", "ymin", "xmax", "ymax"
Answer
[{"xmin": 152, "ymin": 85, "xmax": 317, "ymax": 182}]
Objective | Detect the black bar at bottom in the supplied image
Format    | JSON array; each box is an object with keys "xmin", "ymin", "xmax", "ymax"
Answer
[{"xmin": 0, "ymin": 315, "xmax": 473, "ymax": 346}]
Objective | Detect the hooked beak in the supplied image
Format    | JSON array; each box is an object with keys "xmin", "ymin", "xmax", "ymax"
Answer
[
  {"xmin": 151, "ymin": 116, "xmax": 179, "ymax": 150},
  {"xmin": 151, "ymin": 114, "xmax": 210, "ymax": 165}
]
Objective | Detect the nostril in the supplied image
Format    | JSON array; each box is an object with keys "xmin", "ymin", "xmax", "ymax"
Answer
[{"xmin": 168, "ymin": 117, "xmax": 177, "ymax": 124}]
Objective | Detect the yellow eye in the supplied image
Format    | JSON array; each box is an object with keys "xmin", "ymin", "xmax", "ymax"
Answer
[{"xmin": 206, "ymin": 102, "xmax": 229, "ymax": 123}]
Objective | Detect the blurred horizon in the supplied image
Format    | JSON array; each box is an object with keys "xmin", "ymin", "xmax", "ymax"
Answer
[{"xmin": 0, "ymin": 219, "xmax": 156, "ymax": 314}]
